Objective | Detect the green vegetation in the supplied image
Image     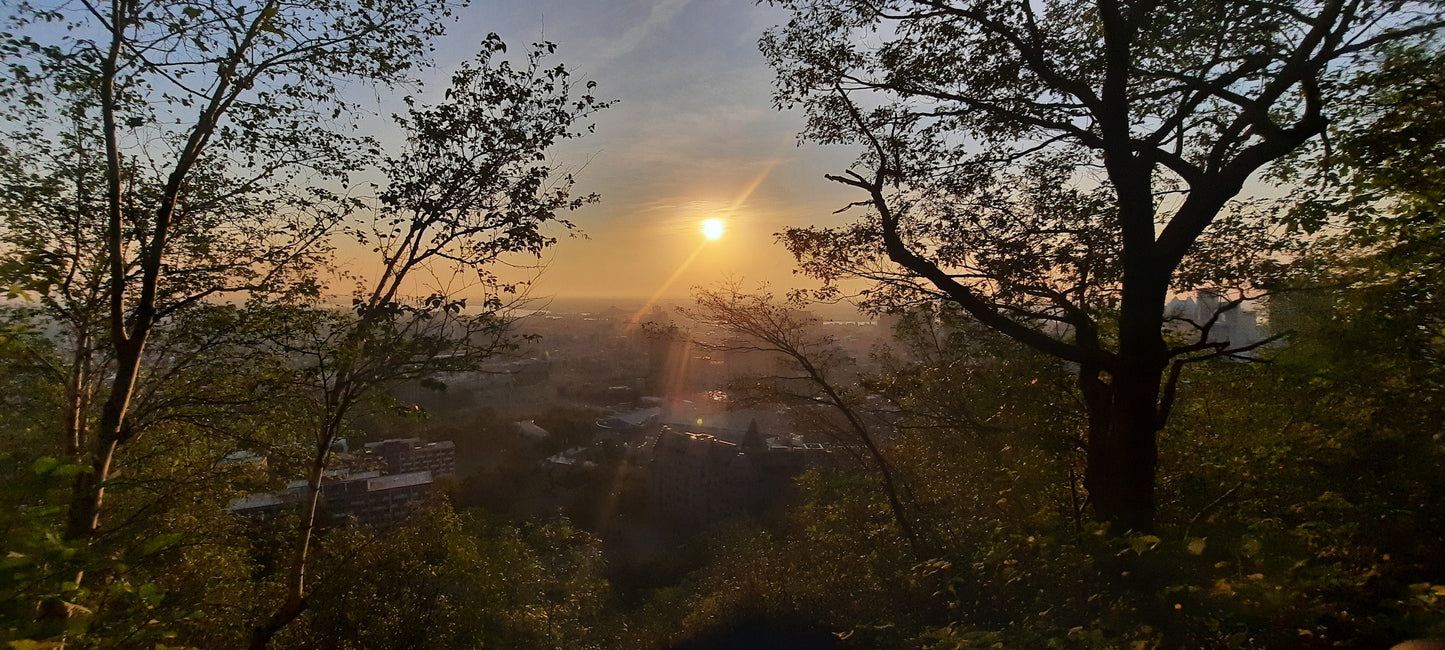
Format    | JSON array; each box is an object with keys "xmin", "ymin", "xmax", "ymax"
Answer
[
  {"xmin": 1, "ymin": 0, "xmax": 1443, "ymax": 648},
  {"xmin": 764, "ymin": 0, "xmax": 1442, "ymax": 533}
]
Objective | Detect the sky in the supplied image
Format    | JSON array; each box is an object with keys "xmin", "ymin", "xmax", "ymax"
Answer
[{"xmin": 413, "ymin": 0, "xmax": 862, "ymax": 300}]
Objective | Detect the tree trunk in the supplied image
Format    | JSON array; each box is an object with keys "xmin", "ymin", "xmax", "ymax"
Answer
[
  {"xmin": 65, "ymin": 0, "xmax": 137, "ymax": 546},
  {"xmin": 248, "ymin": 460, "xmax": 324, "ymax": 650},
  {"xmin": 62, "ymin": 330, "xmax": 93, "ymax": 458},
  {"xmin": 65, "ymin": 339, "xmax": 143, "ymax": 541},
  {"xmin": 1081, "ymin": 272, "xmax": 1169, "ymax": 533},
  {"xmin": 249, "ymin": 593, "xmax": 308, "ymax": 650},
  {"xmin": 1081, "ymin": 362, "xmax": 1164, "ymax": 533},
  {"xmin": 251, "ymin": 418, "xmax": 336, "ymax": 650},
  {"xmin": 285, "ymin": 456, "xmax": 328, "ymax": 601}
]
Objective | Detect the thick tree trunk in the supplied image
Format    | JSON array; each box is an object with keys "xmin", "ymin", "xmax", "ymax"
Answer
[
  {"xmin": 1081, "ymin": 267, "xmax": 1169, "ymax": 533},
  {"xmin": 1081, "ymin": 362, "xmax": 1164, "ymax": 533}
]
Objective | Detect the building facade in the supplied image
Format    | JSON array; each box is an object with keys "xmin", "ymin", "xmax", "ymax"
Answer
[
  {"xmin": 647, "ymin": 421, "xmax": 830, "ymax": 527},
  {"xmin": 229, "ymin": 469, "xmax": 437, "ymax": 530},
  {"xmin": 364, "ymin": 438, "xmax": 456, "ymax": 476}
]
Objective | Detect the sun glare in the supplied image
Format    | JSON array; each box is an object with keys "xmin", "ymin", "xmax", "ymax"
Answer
[{"xmin": 702, "ymin": 218, "xmax": 725, "ymax": 240}]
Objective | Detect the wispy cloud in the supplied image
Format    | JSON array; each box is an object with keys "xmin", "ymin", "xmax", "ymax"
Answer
[{"xmin": 591, "ymin": 0, "xmax": 693, "ymax": 66}]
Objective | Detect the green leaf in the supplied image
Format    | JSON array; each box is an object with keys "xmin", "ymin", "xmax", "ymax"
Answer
[
  {"xmin": 1124, "ymin": 534, "xmax": 1161, "ymax": 555},
  {"xmin": 139, "ymin": 532, "xmax": 184, "ymax": 556},
  {"xmin": 51, "ymin": 462, "xmax": 86, "ymax": 478},
  {"xmin": 30, "ymin": 456, "xmax": 59, "ymax": 475},
  {"xmin": 9, "ymin": 640, "xmax": 67, "ymax": 649},
  {"xmin": 138, "ymin": 582, "xmax": 165, "ymax": 606},
  {"xmin": 258, "ymin": 5, "xmax": 283, "ymax": 35}
]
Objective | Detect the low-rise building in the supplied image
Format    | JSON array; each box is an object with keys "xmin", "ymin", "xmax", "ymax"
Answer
[
  {"xmin": 364, "ymin": 438, "xmax": 455, "ymax": 476},
  {"xmin": 594, "ymin": 406, "xmax": 661, "ymax": 444},
  {"xmin": 228, "ymin": 469, "xmax": 436, "ymax": 530},
  {"xmin": 226, "ymin": 491, "xmax": 296, "ymax": 524},
  {"xmin": 322, "ymin": 470, "xmax": 436, "ymax": 529},
  {"xmin": 229, "ymin": 438, "xmax": 453, "ymax": 530},
  {"xmin": 647, "ymin": 420, "xmax": 831, "ymax": 527}
]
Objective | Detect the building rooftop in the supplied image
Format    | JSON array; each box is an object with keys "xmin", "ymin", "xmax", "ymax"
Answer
[
  {"xmin": 286, "ymin": 469, "xmax": 382, "ymax": 491},
  {"xmin": 365, "ymin": 470, "xmax": 433, "ymax": 491},
  {"xmin": 219, "ymin": 450, "xmax": 266, "ymax": 466},
  {"xmin": 227, "ymin": 492, "xmax": 292, "ymax": 511},
  {"xmin": 516, "ymin": 420, "xmax": 550, "ymax": 440}
]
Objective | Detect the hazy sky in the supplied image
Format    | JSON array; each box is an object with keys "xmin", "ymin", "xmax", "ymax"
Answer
[{"xmin": 418, "ymin": 0, "xmax": 861, "ymax": 300}]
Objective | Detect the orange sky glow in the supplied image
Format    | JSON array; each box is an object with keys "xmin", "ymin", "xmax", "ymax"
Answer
[{"xmin": 328, "ymin": 0, "xmax": 863, "ymax": 302}]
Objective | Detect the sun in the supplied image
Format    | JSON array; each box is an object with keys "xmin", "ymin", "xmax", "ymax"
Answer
[{"xmin": 702, "ymin": 218, "xmax": 725, "ymax": 240}]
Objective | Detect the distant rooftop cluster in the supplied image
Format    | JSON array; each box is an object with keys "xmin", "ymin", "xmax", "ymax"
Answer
[
  {"xmin": 648, "ymin": 420, "xmax": 834, "ymax": 527},
  {"xmin": 1164, "ymin": 291, "xmax": 1265, "ymax": 352},
  {"xmin": 227, "ymin": 437, "xmax": 455, "ymax": 530}
]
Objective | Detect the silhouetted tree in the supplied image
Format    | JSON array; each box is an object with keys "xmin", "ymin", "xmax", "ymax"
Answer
[
  {"xmin": 249, "ymin": 35, "xmax": 608, "ymax": 649},
  {"xmin": 687, "ymin": 283, "xmax": 923, "ymax": 555},
  {"xmin": 763, "ymin": 0, "xmax": 1444, "ymax": 531},
  {"xmin": 1, "ymin": 0, "xmax": 458, "ymax": 551}
]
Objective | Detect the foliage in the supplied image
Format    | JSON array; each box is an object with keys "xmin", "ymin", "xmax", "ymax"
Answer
[
  {"xmin": 286, "ymin": 507, "xmax": 618, "ymax": 650},
  {"xmin": 639, "ymin": 263, "xmax": 1445, "ymax": 648},
  {"xmin": 761, "ymin": 0, "xmax": 1445, "ymax": 530},
  {"xmin": 0, "ymin": 305, "xmax": 294, "ymax": 648},
  {"xmin": 624, "ymin": 479, "xmax": 920, "ymax": 649},
  {"xmin": 761, "ymin": 0, "xmax": 1442, "ymax": 317},
  {"xmin": 0, "ymin": 301, "xmax": 628, "ymax": 649},
  {"xmin": 0, "ymin": 0, "xmax": 472, "ymax": 582},
  {"xmin": 242, "ymin": 34, "xmax": 610, "ymax": 647},
  {"xmin": 2, "ymin": 1, "xmax": 1443, "ymax": 649},
  {"xmin": 1282, "ymin": 45, "xmax": 1445, "ymax": 239},
  {"xmin": 687, "ymin": 282, "xmax": 923, "ymax": 553},
  {"xmin": 874, "ymin": 303, "xmax": 1085, "ymax": 506}
]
